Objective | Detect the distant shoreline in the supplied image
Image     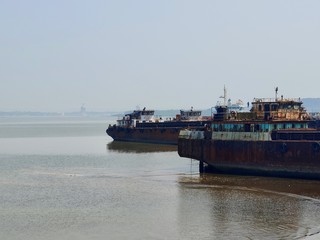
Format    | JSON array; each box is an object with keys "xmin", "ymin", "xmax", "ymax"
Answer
[
  {"xmin": 0, "ymin": 111, "xmax": 115, "ymax": 117},
  {"xmin": 1, "ymin": 98, "xmax": 320, "ymax": 117}
]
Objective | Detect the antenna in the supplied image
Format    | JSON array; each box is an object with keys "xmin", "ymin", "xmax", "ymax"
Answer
[
  {"xmin": 219, "ymin": 85, "xmax": 227, "ymax": 106},
  {"xmin": 275, "ymin": 87, "xmax": 278, "ymax": 100}
]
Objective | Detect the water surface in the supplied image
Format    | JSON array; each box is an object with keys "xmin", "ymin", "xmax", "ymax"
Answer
[{"xmin": 0, "ymin": 117, "xmax": 320, "ymax": 240}]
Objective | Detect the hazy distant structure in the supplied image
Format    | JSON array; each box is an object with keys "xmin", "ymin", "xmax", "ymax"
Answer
[{"xmin": 80, "ymin": 104, "xmax": 86, "ymax": 116}]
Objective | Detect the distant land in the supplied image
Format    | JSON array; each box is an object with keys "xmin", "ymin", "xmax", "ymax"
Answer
[
  {"xmin": 300, "ymin": 98, "xmax": 320, "ymax": 112},
  {"xmin": 0, "ymin": 111, "xmax": 117, "ymax": 118},
  {"xmin": 0, "ymin": 98, "xmax": 319, "ymax": 117}
]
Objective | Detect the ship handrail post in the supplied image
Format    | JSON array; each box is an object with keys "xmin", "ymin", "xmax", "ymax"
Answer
[
  {"xmin": 199, "ymin": 137, "xmax": 205, "ymax": 173},
  {"xmin": 199, "ymin": 160, "xmax": 204, "ymax": 173}
]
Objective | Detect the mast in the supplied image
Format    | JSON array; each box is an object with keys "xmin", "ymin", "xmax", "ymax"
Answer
[
  {"xmin": 219, "ymin": 85, "xmax": 227, "ymax": 106},
  {"xmin": 224, "ymin": 85, "xmax": 227, "ymax": 106}
]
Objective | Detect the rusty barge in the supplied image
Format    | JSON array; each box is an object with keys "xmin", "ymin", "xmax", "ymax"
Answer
[
  {"xmin": 106, "ymin": 108, "xmax": 211, "ymax": 145},
  {"xmin": 178, "ymin": 91, "xmax": 320, "ymax": 179}
]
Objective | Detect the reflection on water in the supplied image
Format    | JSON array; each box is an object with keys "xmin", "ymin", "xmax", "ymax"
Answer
[
  {"xmin": 107, "ymin": 141, "xmax": 177, "ymax": 153},
  {"xmin": 178, "ymin": 174, "xmax": 320, "ymax": 239}
]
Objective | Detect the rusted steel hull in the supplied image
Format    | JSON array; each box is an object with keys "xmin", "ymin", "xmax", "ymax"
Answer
[
  {"xmin": 107, "ymin": 127, "xmax": 180, "ymax": 145},
  {"xmin": 178, "ymin": 138, "xmax": 320, "ymax": 179}
]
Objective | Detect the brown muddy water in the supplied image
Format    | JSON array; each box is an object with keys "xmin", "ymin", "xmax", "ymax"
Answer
[{"xmin": 0, "ymin": 117, "xmax": 319, "ymax": 240}]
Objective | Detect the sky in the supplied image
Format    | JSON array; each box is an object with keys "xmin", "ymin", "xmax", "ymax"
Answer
[{"xmin": 1, "ymin": 0, "xmax": 320, "ymax": 112}]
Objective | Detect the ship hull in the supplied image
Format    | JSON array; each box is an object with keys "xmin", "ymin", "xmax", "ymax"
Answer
[
  {"xmin": 107, "ymin": 120, "xmax": 210, "ymax": 145},
  {"xmin": 107, "ymin": 127, "xmax": 180, "ymax": 145},
  {"xmin": 178, "ymin": 138, "xmax": 320, "ymax": 179}
]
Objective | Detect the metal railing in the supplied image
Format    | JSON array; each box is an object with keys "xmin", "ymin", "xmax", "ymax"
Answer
[{"xmin": 253, "ymin": 98, "xmax": 301, "ymax": 103}]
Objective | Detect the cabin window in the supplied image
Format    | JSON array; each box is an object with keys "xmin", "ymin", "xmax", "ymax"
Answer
[
  {"xmin": 258, "ymin": 105, "xmax": 262, "ymax": 111},
  {"xmin": 271, "ymin": 104, "xmax": 278, "ymax": 111},
  {"xmin": 254, "ymin": 124, "xmax": 261, "ymax": 132},
  {"xmin": 291, "ymin": 133, "xmax": 302, "ymax": 140},
  {"xmin": 273, "ymin": 124, "xmax": 277, "ymax": 130},
  {"xmin": 244, "ymin": 124, "xmax": 251, "ymax": 132},
  {"xmin": 305, "ymin": 134, "xmax": 314, "ymax": 140},
  {"xmin": 233, "ymin": 124, "xmax": 239, "ymax": 132},
  {"xmin": 265, "ymin": 124, "xmax": 272, "ymax": 132},
  {"xmin": 280, "ymin": 133, "xmax": 288, "ymax": 140},
  {"xmin": 261, "ymin": 124, "xmax": 270, "ymax": 132},
  {"xmin": 213, "ymin": 124, "xmax": 219, "ymax": 131}
]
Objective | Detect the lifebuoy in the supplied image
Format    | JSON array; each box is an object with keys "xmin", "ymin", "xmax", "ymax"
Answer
[
  {"xmin": 280, "ymin": 143, "xmax": 288, "ymax": 153},
  {"xmin": 312, "ymin": 142, "xmax": 320, "ymax": 152}
]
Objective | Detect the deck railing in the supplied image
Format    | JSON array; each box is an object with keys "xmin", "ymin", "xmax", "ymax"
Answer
[{"xmin": 253, "ymin": 98, "xmax": 301, "ymax": 103}]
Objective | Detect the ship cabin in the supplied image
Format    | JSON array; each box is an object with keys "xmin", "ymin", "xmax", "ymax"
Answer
[
  {"xmin": 179, "ymin": 108, "xmax": 202, "ymax": 121},
  {"xmin": 211, "ymin": 97, "xmax": 312, "ymax": 136},
  {"xmin": 251, "ymin": 97, "xmax": 306, "ymax": 121},
  {"xmin": 116, "ymin": 108, "xmax": 155, "ymax": 127}
]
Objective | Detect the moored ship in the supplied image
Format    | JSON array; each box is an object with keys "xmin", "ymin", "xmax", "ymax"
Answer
[
  {"xmin": 178, "ymin": 89, "xmax": 320, "ymax": 179},
  {"xmin": 106, "ymin": 107, "xmax": 211, "ymax": 145}
]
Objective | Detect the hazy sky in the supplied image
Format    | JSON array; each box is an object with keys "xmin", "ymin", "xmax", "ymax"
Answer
[{"xmin": 1, "ymin": 0, "xmax": 320, "ymax": 112}]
